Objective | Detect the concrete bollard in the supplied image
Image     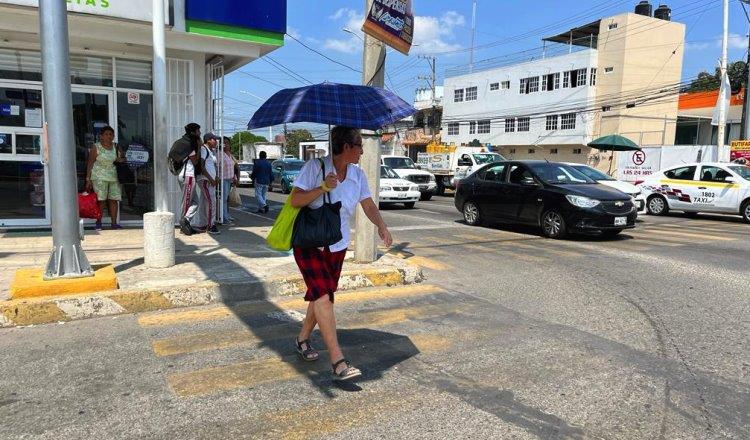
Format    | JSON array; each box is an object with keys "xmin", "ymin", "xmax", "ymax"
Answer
[{"xmin": 143, "ymin": 211, "xmax": 175, "ymax": 268}]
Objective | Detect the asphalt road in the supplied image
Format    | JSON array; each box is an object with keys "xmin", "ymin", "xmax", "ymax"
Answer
[{"xmin": 1, "ymin": 188, "xmax": 748, "ymax": 439}]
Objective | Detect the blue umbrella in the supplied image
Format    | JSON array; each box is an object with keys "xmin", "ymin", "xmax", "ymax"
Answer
[{"xmin": 247, "ymin": 82, "xmax": 417, "ymax": 131}]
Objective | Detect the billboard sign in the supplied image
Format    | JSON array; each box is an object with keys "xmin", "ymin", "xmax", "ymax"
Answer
[
  {"xmin": 0, "ymin": 0, "xmax": 168, "ymax": 23},
  {"xmin": 362, "ymin": 0, "xmax": 414, "ymax": 55},
  {"xmin": 730, "ymin": 140, "xmax": 750, "ymax": 161}
]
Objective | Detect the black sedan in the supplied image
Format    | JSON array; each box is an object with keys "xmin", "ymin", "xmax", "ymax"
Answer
[{"xmin": 454, "ymin": 160, "xmax": 637, "ymax": 238}]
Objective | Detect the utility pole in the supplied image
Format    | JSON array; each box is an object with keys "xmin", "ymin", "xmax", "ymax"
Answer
[
  {"xmin": 718, "ymin": 0, "xmax": 730, "ymax": 162},
  {"xmin": 740, "ymin": 1, "xmax": 750, "ymax": 140},
  {"xmin": 40, "ymin": 0, "xmax": 93, "ymax": 279},
  {"xmin": 143, "ymin": 0, "xmax": 175, "ymax": 268},
  {"xmin": 469, "ymin": 0, "xmax": 477, "ymax": 73},
  {"xmin": 418, "ymin": 55, "xmax": 437, "ymax": 143},
  {"xmin": 355, "ymin": 0, "xmax": 386, "ymax": 263}
]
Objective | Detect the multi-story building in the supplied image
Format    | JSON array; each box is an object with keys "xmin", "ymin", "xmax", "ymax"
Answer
[{"xmin": 441, "ymin": 4, "xmax": 685, "ymax": 168}]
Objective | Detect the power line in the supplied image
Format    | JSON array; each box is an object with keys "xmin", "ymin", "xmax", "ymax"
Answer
[
  {"xmin": 234, "ymin": 70, "xmax": 289, "ymax": 89},
  {"xmin": 285, "ymin": 32, "xmax": 363, "ymax": 74},
  {"xmin": 264, "ymin": 56, "xmax": 313, "ymax": 85}
]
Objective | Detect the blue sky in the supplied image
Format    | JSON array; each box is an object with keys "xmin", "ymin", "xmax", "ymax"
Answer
[{"xmin": 225, "ymin": 0, "xmax": 750, "ymax": 139}]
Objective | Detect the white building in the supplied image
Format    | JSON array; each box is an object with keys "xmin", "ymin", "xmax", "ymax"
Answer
[
  {"xmin": 0, "ymin": 0, "xmax": 285, "ymax": 227},
  {"xmin": 441, "ymin": 8, "xmax": 685, "ymax": 167}
]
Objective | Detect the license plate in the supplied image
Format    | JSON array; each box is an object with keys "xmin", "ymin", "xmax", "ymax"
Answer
[
  {"xmin": 614, "ymin": 217, "xmax": 627, "ymax": 226},
  {"xmin": 398, "ymin": 193, "xmax": 408, "ymax": 199}
]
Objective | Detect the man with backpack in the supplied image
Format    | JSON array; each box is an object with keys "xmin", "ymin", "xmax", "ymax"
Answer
[{"xmin": 169, "ymin": 123, "xmax": 202, "ymax": 235}]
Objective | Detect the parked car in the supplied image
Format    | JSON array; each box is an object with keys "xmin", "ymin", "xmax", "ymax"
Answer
[
  {"xmin": 379, "ymin": 165, "xmax": 420, "ymax": 209},
  {"xmin": 454, "ymin": 160, "xmax": 637, "ymax": 238},
  {"xmin": 237, "ymin": 162, "xmax": 253, "ymax": 187},
  {"xmin": 270, "ymin": 159, "xmax": 305, "ymax": 194},
  {"xmin": 639, "ymin": 162, "xmax": 750, "ymax": 222},
  {"xmin": 381, "ymin": 155, "xmax": 437, "ymax": 200},
  {"xmin": 566, "ymin": 163, "xmax": 646, "ymax": 213}
]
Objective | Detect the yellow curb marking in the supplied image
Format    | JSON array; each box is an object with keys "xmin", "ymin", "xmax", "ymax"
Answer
[
  {"xmin": 138, "ymin": 284, "xmax": 443, "ymax": 328},
  {"xmin": 109, "ymin": 291, "xmax": 174, "ymax": 313},
  {"xmin": 405, "ymin": 256, "xmax": 451, "ymax": 271},
  {"xmin": 0, "ymin": 301, "xmax": 68, "ymax": 326},
  {"xmin": 10, "ymin": 264, "xmax": 118, "ymax": 299},
  {"xmin": 166, "ymin": 333, "xmax": 451, "ymax": 397}
]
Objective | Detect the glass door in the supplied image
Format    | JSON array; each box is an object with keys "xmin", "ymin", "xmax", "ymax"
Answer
[{"xmin": 71, "ymin": 90, "xmax": 114, "ymax": 194}]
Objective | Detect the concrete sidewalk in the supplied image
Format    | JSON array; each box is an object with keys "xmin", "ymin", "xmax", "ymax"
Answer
[{"xmin": 0, "ymin": 213, "xmax": 423, "ymax": 327}]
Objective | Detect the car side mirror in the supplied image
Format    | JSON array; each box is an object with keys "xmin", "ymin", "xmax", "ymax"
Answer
[
  {"xmin": 724, "ymin": 176, "xmax": 736, "ymax": 183},
  {"xmin": 522, "ymin": 177, "xmax": 538, "ymax": 186},
  {"xmin": 415, "ymin": 165, "xmax": 422, "ymax": 170}
]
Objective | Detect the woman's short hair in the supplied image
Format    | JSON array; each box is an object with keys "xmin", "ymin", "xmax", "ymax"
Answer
[
  {"xmin": 330, "ymin": 126, "xmax": 360, "ymax": 155},
  {"xmin": 100, "ymin": 126, "xmax": 115, "ymax": 135}
]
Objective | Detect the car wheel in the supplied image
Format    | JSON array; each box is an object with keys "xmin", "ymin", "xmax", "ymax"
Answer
[
  {"xmin": 647, "ymin": 195, "xmax": 669, "ymax": 216},
  {"xmin": 741, "ymin": 199, "xmax": 750, "ymax": 223},
  {"xmin": 541, "ymin": 209, "xmax": 567, "ymax": 239},
  {"xmin": 463, "ymin": 201, "xmax": 482, "ymax": 226},
  {"xmin": 601, "ymin": 229, "xmax": 623, "ymax": 238},
  {"xmin": 404, "ymin": 202, "xmax": 416, "ymax": 209},
  {"xmin": 436, "ymin": 181, "xmax": 445, "ymax": 196},
  {"xmin": 420, "ymin": 193, "xmax": 432, "ymax": 201}
]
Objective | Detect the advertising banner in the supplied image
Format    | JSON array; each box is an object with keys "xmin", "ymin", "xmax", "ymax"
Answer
[
  {"xmin": 730, "ymin": 140, "xmax": 750, "ymax": 161},
  {"xmin": 0, "ymin": 0, "xmax": 168, "ymax": 23},
  {"xmin": 362, "ymin": 0, "xmax": 414, "ymax": 55}
]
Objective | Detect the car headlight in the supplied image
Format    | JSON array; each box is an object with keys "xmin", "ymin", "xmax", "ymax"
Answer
[
  {"xmin": 631, "ymin": 191, "xmax": 641, "ymax": 197},
  {"xmin": 381, "ymin": 186, "xmax": 392, "ymax": 191},
  {"xmin": 565, "ymin": 195, "xmax": 601, "ymax": 208},
  {"xmin": 410, "ymin": 185, "xmax": 419, "ymax": 191}
]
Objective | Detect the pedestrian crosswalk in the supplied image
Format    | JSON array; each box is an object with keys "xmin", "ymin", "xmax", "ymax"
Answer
[{"xmin": 138, "ymin": 284, "xmax": 479, "ymax": 398}]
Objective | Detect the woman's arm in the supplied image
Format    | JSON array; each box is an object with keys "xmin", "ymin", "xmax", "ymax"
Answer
[
  {"xmin": 360, "ymin": 197, "xmax": 393, "ymax": 247},
  {"xmin": 85, "ymin": 146, "xmax": 97, "ymax": 189},
  {"xmin": 290, "ymin": 186, "xmax": 327, "ymax": 208}
]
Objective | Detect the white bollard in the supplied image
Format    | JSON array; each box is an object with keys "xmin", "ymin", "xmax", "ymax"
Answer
[{"xmin": 143, "ymin": 211, "xmax": 175, "ymax": 268}]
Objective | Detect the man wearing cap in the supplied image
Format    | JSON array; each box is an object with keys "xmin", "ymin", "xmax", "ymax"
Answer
[{"xmin": 195, "ymin": 132, "xmax": 220, "ymax": 235}]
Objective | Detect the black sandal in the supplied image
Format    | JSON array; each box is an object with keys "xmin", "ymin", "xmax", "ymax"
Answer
[
  {"xmin": 332, "ymin": 358, "xmax": 361, "ymax": 381},
  {"xmin": 295, "ymin": 338, "xmax": 319, "ymax": 362}
]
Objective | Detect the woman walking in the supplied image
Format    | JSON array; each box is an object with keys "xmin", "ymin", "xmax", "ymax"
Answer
[
  {"xmin": 220, "ymin": 137, "xmax": 238, "ymax": 224},
  {"xmin": 85, "ymin": 126, "xmax": 123, "ymax": 230},
  {"xmin": 290, "ymin": 126, "xmax": 392, "ymax": 381}
]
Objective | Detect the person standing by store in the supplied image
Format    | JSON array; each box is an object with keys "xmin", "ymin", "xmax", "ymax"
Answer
[
  {"xmin": 220, "ymin": 136, "xmax": 238, "ymax": 225},
  {"xmin": 85, "ymin": 125, "xmax": 123, "ymax": 230},
  {"xmin": 174, "ymin": 123, "xmax": 202, "ymax": 235},
  {"xmin": 290, "ymin": 126, "xmax": 393, "ymax": 381},
  {"xmin": 251, "ymin": 151, "xmax": 272, "ymax": 213},
  {"xmin": 196, "ymin": 132, "xmax": 220, "ymax": 235}
]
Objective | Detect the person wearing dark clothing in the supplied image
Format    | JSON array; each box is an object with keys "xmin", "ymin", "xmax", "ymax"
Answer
[
  {"xmin": 174, "ymin": 123, "xmax": 202, "ymax": 235},
  {"xmin": 251, "ymin": 151, "xmax": 273, "ymax": 213}
]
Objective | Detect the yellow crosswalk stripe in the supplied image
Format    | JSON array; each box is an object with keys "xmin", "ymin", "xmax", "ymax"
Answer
[
  {"xmin": 138, "ymin": 284, "xmax": 444, "ymax": 327},
  {"xmin": 637, "ymin": 228, "xmax": 732, "ymax": 241},
  {"xmin": 152, "ymin": 302, "xmax": 474, "ymax": 357},
  {"xmin": 404, "ymin": 255, "xmax": 452, "ymax": 270},
  {"xmin": 166, "ymin": 333, "xmax": 451, "ymax": 397}
]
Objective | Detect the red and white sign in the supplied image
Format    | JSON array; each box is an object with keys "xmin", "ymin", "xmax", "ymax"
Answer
[
  {"xmin": 617, "ymin": 147, "xmax": 661, "ymax": 182},
  {"xmin": 127, "ymin": 92, "xmax": 140, "ymax": 105}
]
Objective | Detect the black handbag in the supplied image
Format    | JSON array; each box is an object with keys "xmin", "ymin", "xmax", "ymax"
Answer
[{"xmin": 291, "ymin": 159, "xmax": 343, "ymax": 249}]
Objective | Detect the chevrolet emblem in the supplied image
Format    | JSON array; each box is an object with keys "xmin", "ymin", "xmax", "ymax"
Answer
[{"xmin": 615, "ymin": 201, "xmax": 625, "ymax": 207}]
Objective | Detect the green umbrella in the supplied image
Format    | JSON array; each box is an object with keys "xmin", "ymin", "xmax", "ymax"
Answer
[{"xmin": 587, "ymin": 135, "xmax": 641, "ymax": 151}]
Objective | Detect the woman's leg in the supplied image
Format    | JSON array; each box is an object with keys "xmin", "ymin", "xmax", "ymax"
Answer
[
  {"xmin": 107, "ymin": 199, "xmax": 118, "ymax": 225},
  {"xmin": 313, "ymin": 296, "xmax": 343, "ymax": 364},
  {"xmin": 298, "ymin": 301, "xmax": 317, "ymax": 341}
]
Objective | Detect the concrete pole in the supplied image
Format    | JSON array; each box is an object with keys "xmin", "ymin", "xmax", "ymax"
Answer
[
  {"xmin": 355, "ymin": 0, "xmax": 385, "ymax": 263},
  {"xmin": 143, "ymin": 0, "xmax": 175, "ymax": 268},
  {"xmin": 469, "ymin": 0, "xmax": 477, "ymax": 73},
  {"xmin": 743, "ymin": 24, "xmax": 750, "ymax": 140},
  {"xmin": 718, "ymin": 0, "xmax": 730, "ymax": 162},
  {"xmin": 40, "ymin": 0, "xmax": 93, "ymax": 280}
]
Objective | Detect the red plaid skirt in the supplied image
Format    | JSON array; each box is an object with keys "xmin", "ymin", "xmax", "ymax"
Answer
[{"xmin": 293, "ymin": 247, "xmax": 347, "ymax": 303}]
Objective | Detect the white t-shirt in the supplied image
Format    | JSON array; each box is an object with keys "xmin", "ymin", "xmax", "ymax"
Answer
[
  {"xmin": 181, "ymin": 150, "xmax": 198, "ymax": 179},
  {"xmin": 293, "ymin": 155, "xmax": 372, "ymax": 252},
  {"xmin": 197, "ymin": 145, "xmax": 217, "ymax": 181}
]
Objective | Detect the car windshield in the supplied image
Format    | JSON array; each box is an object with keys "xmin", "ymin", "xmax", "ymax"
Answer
[
  {"xmin": 283, "ymin": 162, "xmax": 304, "ymax": 172},
  {"xmin": 529, "ymin": 163, "xmax": 595, "ymax": 184},
  {"xmin": 238, "ymin": 163, "xmax": 252, "ymax": 172},
  {"xmin": 384, "ymin": 157, "xmax": 416, "ymax": 169},
  {"xmin": 380, "ymin": 166, "xmax": 399, "ymax": 179},
  {"xmin": 728, "ymin": 165, "xmax": 750, "ymax": 181},
  {"xmin": 572, "ymin": 165, "xmax": 616, "ymax": 181},
  {"xmin": 473, "ymin": 153, "xmax": 504, "ymax": 164}
]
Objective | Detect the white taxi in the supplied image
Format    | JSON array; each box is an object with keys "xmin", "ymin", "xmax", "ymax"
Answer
[
  {"xmin": 379, "ymin": 165, "xmax": 420, "ymax": 209},
  {"xmin": 639, "ymin": 162, "xmax": 750, "ymax": 222}
]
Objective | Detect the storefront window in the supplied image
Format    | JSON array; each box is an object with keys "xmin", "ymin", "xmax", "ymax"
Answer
[
  {"xmin": 0, "ymin": 49, "xmax": 42, "ymax": 82},
  {"xmin": 0, "ymin": 161, "xmax": 46, "ymax": 221},
  {"xmin": 116, "ymin": 59, "xmax": 152, "ymax": 90},
  {"xmin": 0, "ymin": 87, "xmax": 43, "ymax": 128},
  {"xmin": 0, "ymin": 133, "xmax": 11, "ymax": 154},
  {"xmin": 117, "ymin": 91, "xmax": 154, "ymax": 218},
  {"xmin": 16, "ymin": 134, "xmax": 41, "ymax": 155},
  {"xmin": 70, "ymin": 55, "xmax": 113, "ymax": 87}
]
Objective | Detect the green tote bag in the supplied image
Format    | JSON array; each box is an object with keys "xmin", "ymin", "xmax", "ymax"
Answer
[{"xmin": 266, "ymin": 189, "xmax": 301, "ymax": 251}]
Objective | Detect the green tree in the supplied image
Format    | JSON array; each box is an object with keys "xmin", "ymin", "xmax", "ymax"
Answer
[
  {"xmin": 686, "ymin": 61, "xmax": 747, "ymax": 93},
  {"xmin": 230, "ymin": 131, "xmax": 267, "ymax": 158},
  {"xmin": 284, "ymin": 129, "xmax": 314, "ymax": 157}
]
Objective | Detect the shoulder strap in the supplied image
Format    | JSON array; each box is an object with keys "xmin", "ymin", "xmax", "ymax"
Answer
[{"xmin": 318, "ymin": 158, "xmax": 331, "ymax": 204}]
